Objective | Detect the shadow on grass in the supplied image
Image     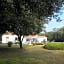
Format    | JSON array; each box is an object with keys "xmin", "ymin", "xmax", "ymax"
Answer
[{"xmin": 0, "ymin": 44, "xmax": 25, "ymax": 53}]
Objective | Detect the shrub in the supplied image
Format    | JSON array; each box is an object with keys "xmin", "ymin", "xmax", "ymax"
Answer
[
  {"xmin": 43, "ymin": 42, "xmax": 64, "ymax": 50},
  {"xmin": 8, "ymin": 42, "xmax": 12, "ymax": 47},
  {"xmin": 15, "ymin": 42, "xmax": 19, "ymax": 44}
]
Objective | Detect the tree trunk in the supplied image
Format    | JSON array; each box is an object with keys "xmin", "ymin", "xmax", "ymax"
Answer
[{"xmin": 18, "ymin": 34, "xmax": 24, "ymax": 48}]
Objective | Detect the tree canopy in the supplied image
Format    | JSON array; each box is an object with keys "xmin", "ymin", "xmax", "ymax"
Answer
[{"xmin": 0, "ymin": 0, "xmax": 64, "ymax": 34}]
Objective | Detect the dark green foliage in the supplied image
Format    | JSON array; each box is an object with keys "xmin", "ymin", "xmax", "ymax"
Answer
[
  {"xmin": 44, "ymin": 42, "xmax": 64, "ymax": 50},
  {"xmin": 45, "ymin": 32, "xmax": 54, "ymax": 41},
  {"xmin": 8, "ymin": 42, "xmax": 12, "ymax": 47},
  {"xmin": 45, "ymin": 27, "xmax": 64, "ymax": 42},
  {"xmin": 0, "ymin": 0, "xmax": 64, "ymax": 34}
]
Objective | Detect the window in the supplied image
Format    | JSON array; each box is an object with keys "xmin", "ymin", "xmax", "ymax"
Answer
[
  {"xmin": 32, "ymin": 38, "xmax": 38, "ymax": 42},
  {"xmin": 26, "ymin": 38, "xmax": 30, "ymax": 41},
  {"xmin": 15, "ymin": 37, "xmax": 18, "ymax": 41},
  {"xmin": 6, "ymin": 37, "xmax": 9, "ymax": 43}
]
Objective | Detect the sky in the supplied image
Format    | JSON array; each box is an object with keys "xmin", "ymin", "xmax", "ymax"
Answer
[{"xmin": 44, "ymin": 5, "xmax": 64, "ymax": 32}]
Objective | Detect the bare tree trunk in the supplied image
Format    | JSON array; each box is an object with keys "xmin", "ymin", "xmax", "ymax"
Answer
[{"xmin": 18, "ymin": 34, "xmax": 24, "ymax": 48}]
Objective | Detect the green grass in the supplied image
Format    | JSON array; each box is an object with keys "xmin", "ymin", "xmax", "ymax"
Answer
[
  {"xmin": 44, "ymin": 42, "xmax": 64, "ymax": 50},
  {"xmin": 0, "ymin": 43, "xmax": 64, "ymax": 64}
]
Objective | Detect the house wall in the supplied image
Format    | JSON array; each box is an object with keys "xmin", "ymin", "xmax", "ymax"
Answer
[
  {"xmin": 2, "ymin": 35, "xmax": 18, "ymax": 43},
  {"xmin": 2, "ymin": 34, "xmax": 47, "ymax": 44},
  {"xmin": 37, "ymin": 37, "xmax": 47, "ymax": 43},
  {"xmin": 22, "ymin": 37, "xmax": 32, "ymax": 44},
  {"xmin": 22, "ymin": 37, "xmax": 27, "ymax": 44},
  {"xmin": 22, "ymin": 36, "xmax": 47, "ymax": 44}
]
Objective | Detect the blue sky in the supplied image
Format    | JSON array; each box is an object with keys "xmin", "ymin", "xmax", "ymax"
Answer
[
  {"xmin": 44, "ymin": 5, "xmax": 64, "ymax": 32},
  {"xmin": 44, "ymin": 20, "xmax": 64, "ymax": 32}
]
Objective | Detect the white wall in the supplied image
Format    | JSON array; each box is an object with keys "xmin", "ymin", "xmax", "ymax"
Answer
[
  {"xmin": 2, "ymin": 35, "xmax": 18, "ymax": 43},
  {"xmin": 22, "ymin": 37, "xmax": 27, "ymax": 44},
  {"xmin": 2, "ymin": 35, "xmax": 47, "ymax": 44},
  {"xmin": 22, "ymin": 37, "xmax": 47, "ymax": 44}
]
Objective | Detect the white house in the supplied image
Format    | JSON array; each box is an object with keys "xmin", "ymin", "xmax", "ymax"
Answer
[
  {"xmin": 2, "ymin": 31, "xmax": 47, "ymax": 44},
  {"xmin": 2, "ymin": 31, "xmax": 18, "ymax": 43},
  {"xmin": 22, "ymin": 35, "xmax": 47, "ymax": 44}
]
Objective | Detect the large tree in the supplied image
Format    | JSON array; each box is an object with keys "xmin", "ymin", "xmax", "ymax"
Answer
[{"xmin": 0, "ymin": 0, "xmax": 64, "ymax": 48}]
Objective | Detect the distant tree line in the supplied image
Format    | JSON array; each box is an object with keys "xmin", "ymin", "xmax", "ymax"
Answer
[{"xmin": 45, "ymin": 27, "xmax": 64, "ymax": 42}]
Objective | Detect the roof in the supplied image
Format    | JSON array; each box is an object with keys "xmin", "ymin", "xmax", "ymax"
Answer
[
  {"xmin": 38, "ymin": 36, "xmax": 47, "ymax": 38},
  {"xmin": 2, "ymin": 31, "xmax": 14, "ymax": 35},
  {"xmin": 25, "ymin": 35, "xmax": 47, "ymax": 38}
]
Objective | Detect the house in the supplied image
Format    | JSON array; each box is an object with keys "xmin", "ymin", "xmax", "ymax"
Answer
[
  {"xmin": 22, "ymin": 35, "xmax": 38, "ymax": 44},
  {"xmin": 2, "ymin": 31, "xmax": 18, "ymax": 43},
  {"xmin": 22, "ymin": 35, "xmax": 47, "ymax": 45},
  {"xmin": 2, "ymin": 31, "xmax": 47, "ymax": 44}
]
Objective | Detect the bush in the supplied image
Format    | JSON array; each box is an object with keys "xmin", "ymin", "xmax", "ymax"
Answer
[
  {"xmin": 15, "ymin": 42, "xmax": 19, "ymax": 44},
  {"xmin": 43, "ymin": 42, "xmax": 64, "ymax": 50},
  {"xmin": 8, "ymin": 42, "xmax": 12, "ymax": 47}
]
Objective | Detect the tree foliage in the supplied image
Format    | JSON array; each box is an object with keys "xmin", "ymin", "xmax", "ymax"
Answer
[
  {"xmin": 0, "ymin": 0, "xmax": 64, "ymax": 34},
  {"xmin": 45, "ymin": 27, "xmax": 64, "ymax": 42}
]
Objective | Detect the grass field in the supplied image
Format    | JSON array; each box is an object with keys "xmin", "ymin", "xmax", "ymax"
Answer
[
  {"xmin": 44, "ymin": 42, "xmax": 64, "ymax": 50},
  {"xmin": 0, "ymin": 44, "xmax": 64, "ymax": 64}
]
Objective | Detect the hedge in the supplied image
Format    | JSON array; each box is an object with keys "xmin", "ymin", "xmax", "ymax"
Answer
[{"xmin": 43, "ymin": 42, "xmax": 64, "ymax": 50}]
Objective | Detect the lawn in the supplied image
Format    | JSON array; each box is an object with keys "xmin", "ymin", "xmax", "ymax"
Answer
[{"xmin": 0, "ymin": 44, "xmax": 64, "ymax": 64}]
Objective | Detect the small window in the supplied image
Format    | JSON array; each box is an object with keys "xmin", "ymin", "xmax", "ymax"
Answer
[
  {"xmin": 6, "ymin": 37, "xmax": 9, "ymax": 43},
  {"xmin": 26, "ymin": 38, "xmax": 30, "ymax": 41},
  {"xmin": 15, "ymin": 37, "xmax": 18, "ymax": 40},
  {"xmin": 33, "ymin": 38, "xmax": 36, "ymax": 41}
]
